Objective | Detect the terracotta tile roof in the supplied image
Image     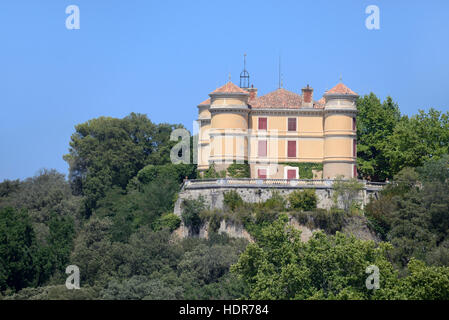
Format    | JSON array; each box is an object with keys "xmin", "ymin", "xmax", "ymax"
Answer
[
  {"xmin": 325, "ymin": 83, "xmax": 357, "ymax": 96},
  {"xmin": 210, "ymin": 81, "xmax": 249, "ymax": 95},
  {"xmin": 198, "ymin": 98, "xmax": 210, "ymax": 106},
  {"xmin": 250, "ymin": 88, "xmax": 303, "ymax": 109},
  {"xmin": 313, "ymin": 97, "xmax": 325, "ymax": 109}
]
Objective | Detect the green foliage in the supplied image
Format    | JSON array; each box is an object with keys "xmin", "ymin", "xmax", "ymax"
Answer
[
  {"xmin": 366, "ymin": 156, "xmax": 449, "ymax": 268},
  {"xmin": 0, "ymin": 169, "xmax": 82, "ymax": 243},
  {"xmin": 101, "ymin": 276, "xmax": 183, "ymax": 300},
  {"xmin": 136, "ymin": 163, "xmax": 196, "ymax": 187},
  {"xmin": 0, "ymin": 207, "xmax": 39, "ymax": 291},
  {"xmin": 332, "ymin": 177, "xmax": 364, "ymax": 213},
  {"xmin": 385, "ymin": 109, "xmax": 449, "ymax": 177},
  {"xmin": 199, "ymin": 209, "xmax": 223, "ymax": 233},
  {"xmin": 292, "ymin": 208, "xmax": 348, "ymax": 234},
  {"xmin": 226, "ymin": 162, "xmax": 250, "ymax": 178},
  {"xmin": 94, "ymin": 174, "xmax": 180, "ymax": 241},
  {"xmin": 181, "ymin": 196, "xmax": 206, "ymax": 235},
  {"xmin": 223, "ymin": 190, "xmax": 244, "ymax": 211},
  {"xmin": 153, "ymin": 213, "xmax": 181, "ymax": 232},
  {"xmin": 260, "ymin": 191, "xmax": 286, "ymax": 211},
  {"xmin": 202, "ymin": 163, "xmax": 226, "ymax": 179},
  {"xmin": 232, "ymin": 215, "xmax": 449, "ymax": 300},
  {"xmin": 357, "ymin": 95, "xmax": 449, "ymax": 181},
  {"xmin": 356, "ymin": 94, "xmax": 401, "ymax": 181},
  {"xmin": 288, "ymin": 189, "xmax": 317, "ymax": 211},
  {"xmin": 63, "ymin": 113, "xmax": 183, "ymax": 215},
  {"xmin": 3, "ymin": 285, "xmax": 101, "ymax": 300},
  {"xmin": 280, "ymin": 163, "xmax": 323, "ymax": 179},
  {"xmin": 0, "ymin": 179, "xmax": 20, "ymax": 198}
]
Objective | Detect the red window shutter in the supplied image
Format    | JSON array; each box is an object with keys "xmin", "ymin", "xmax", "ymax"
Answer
[
  {"xmin": 258, "ymin": 140, "xmax": 267, "ymax": 157},
  {"xmin": 353, "ymin": 139, "xmax": 357, "ymax": 157},
  {"xmin": 353, "ymin": 164, "xmax": 357, "ymax": 178},
  {"xmin": 258, "ymin": 117, "xmax": 267, "ymax": 130},
  {"xmin": 258, "ymin": 169, "xmax": 267, "ymax": 179},
  {"xmin": 287, "ymin": 141, "xmax": 296, "ymax": 158},
  {"xmin": 288, "ymin": 118, "xmax": 297, "ymax": 131},
  {"xmin": 287, "ymin": 169, "xmax": 296, "ymax": 180}
]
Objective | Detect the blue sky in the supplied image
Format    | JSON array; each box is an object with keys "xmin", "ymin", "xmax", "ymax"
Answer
[{"xmin": 0, "ymin": 0, "xmax": 448, "ymax": 181}]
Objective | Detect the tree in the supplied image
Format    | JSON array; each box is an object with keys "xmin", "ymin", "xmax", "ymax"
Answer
[
  {"xmin": 181, "ymin": 196, "xmax": 206, "ymax": 235},
  {"xmin": 385, "ymin": 109, "xmax": 449, "ymax": 177},
  {"xmin": 366, "ymin": 156, "xmax": 449, "ymax": 268},
  {"xmin": 231, "ymin": 214, "xmax": 449, "ymax": 300},
  {"xmin": 94, "ymin": 174, "xmax": 180, "ymax": 242},
  {"xmin": 63, "ymin": 113, "xmax": 183, "ymax": 215},
  {"xmin": 356, "ymin": 94, "xmax": 401, "ymax": 181},
  {"xmin": 288, "ymin": 189, "xmax": 317, "ymax": 211},
  {"xmin": 0, "ymin": 208, "xmax": 39, "ymax": 291},
  {"xmin": 332, "ymin": 177, "xmax": 364, "ymax": 213}
]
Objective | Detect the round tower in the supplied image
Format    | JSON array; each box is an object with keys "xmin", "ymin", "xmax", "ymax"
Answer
[
  {"xmin": 196, "ymin": 98, "xmax": 211, "ymax": 174},
  {"xmin": 323, "ymin": 83, "xmax": 358, "ymax": 179},
  {"xmin": 208, "ymin": 81, "xmax": 250, "ymax": 172}
]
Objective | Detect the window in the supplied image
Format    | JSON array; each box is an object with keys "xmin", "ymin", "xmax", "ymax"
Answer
[
  {"xmin": 258, "ymin": 140, "xmax": 267, "ymax": 157},
  {"xmin": 353, "ymin": 118, "xmax": 356, "ymax": 131},
  {"xmin": 287, "ymin": 169, "xmax": 296, "ymax": 180},
  {"xmin": 258, "ymin": 168, "xmax": 267, "ymax": 179},
  {"xmin": 258, "ymin": 117, "xmax": 267, "ymax": 130},
  {"xmin": 288, "ymin": 118, "xmax": 297, "ymax": 131},
  {"xmin": 287, "ymin": 141, "xmax": 296, "ymax": 158},
  {"xmin": 353, "ymin": 139, "xmax": 357, "ymax": 157}
]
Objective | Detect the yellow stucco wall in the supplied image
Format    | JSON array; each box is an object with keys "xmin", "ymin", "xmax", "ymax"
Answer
[
  {"xmin": 324, "ymin": 137, "xmax": 354, "ymax": 159},
  {"xmin": 211, "ymin": 113, "xmax": 248, "ymax": 130},
  {"xmin": 298, "ymin": 116, "xmax": 323, "ymax": 135},
  {"xmin": 211, "ymin": 97, "xmax": 247, "ymax": 107},
  {"xmin": 324, "ymin": 114, "xmax": 354, "ymax": 135},
  {"xmin": 299, "ymin": 139, "xmax": 324, "ymax": 161},
  {"xmin": 198, "ymin": 106, "xmax": 211, "ymax": 119},
  {"xmin": 323, "ymin": 162, "xmax": 354, "ymax": 179}
]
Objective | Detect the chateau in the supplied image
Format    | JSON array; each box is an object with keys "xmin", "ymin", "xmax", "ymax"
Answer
[{"xmin": 196, "ymin": 72, "xmax": 359, "ymax": 180}]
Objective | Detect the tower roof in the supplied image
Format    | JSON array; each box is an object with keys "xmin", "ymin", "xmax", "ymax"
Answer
[
  {"xmin": 325, "ymin": 83, "xmax": 358, "ymax": 96},
  {"xmin": 198, "ymin": 98, "xmax": 210, "ymax": 106},
  {"xmin": 210, "ymin": 81, "xmax": 249, "ymax": 95}
]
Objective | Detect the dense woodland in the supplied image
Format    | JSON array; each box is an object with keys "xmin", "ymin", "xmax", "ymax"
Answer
[{"xmin": 1, "ymin": 94, "xmax": 449, "ymax": 300}]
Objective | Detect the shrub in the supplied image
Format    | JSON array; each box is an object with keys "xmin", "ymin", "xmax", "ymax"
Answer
[
  {"xmin": 288, "ymin": 189, "xmax": 317, "ymax": 211},
  {"xmin": 223, "ymin": 190, "xmax": 244, "ymax": 211},
  {"xmin": 202, "ymin": 164, "xmax": 226, "ymax": 179},
  {"xmin": 153, "ymin": 213, "xmax": 181, "ymax": 232},
  {"xmin": 313, "ymin": 208, "xmax": 347, "ymax": 234},
  {"xmin": 226, "ymin": 162, "xmax": 250, "ymax": 178},
  {"xmin": 291, "ymin": 208, "xmax": 348, "ymax": 234},
  {"xmin": 181, "ymin": 196, "xmax": 206, "ymax": 235},
  {"xmin": 260, "ymin": 191, "xmax": 286, "ymax": 211},
  {"xmin": 199, "ymin": 209, "xmax": 223, "ymax": 233},
  {"xmin": 332, "ymin": 176, "xmax": 364, "ymax": 213}
]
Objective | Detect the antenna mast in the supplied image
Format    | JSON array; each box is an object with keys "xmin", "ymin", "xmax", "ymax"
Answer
[{"xmin": 278, "ymin": 53, "xmax": 283, "ymax": 89}]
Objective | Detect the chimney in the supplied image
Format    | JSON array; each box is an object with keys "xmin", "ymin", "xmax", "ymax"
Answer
[
  {"xmin": 302, "ymin": 84, "xmax": 313, "ymax": 107},
  {"xmin": 247, "ymin": 84, "xmax": 258, "ymax": 100}
]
